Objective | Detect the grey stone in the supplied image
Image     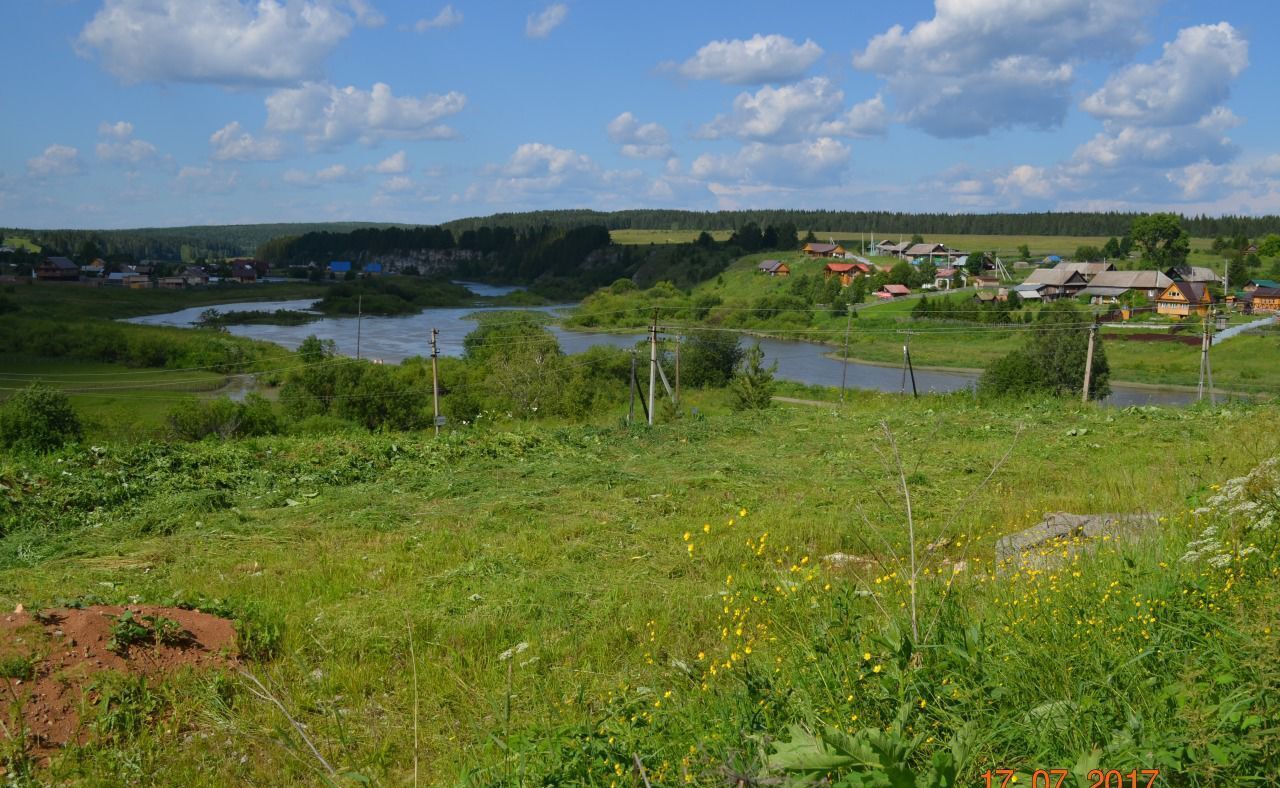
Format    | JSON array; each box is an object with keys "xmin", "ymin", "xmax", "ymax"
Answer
[{"xmin": 995, "ymin": 511, "xmax": 1158, "ymax": 569}]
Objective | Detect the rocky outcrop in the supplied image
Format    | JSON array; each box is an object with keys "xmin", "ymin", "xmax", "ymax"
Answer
[{"xmin": 995, "ymin": 511, "xmax": 1158, "ymax": 569}]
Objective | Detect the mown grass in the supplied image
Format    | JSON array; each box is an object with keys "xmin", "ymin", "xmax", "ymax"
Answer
[
  {"xmin": 0, "ymin": 355, "xmax": 235, "ymax": 443},
  {"xmin": 1, "ymin": 394, "xmax": 1278, "ymax": 783}
]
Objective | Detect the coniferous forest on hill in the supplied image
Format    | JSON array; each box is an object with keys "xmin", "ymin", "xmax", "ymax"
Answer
[{"xmin": 8, "ymin": 209, "xmax": 1280, "ymax": 262}]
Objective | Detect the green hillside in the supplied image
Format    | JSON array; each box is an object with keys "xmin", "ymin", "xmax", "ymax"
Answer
[{"xmin": 2, "ymin": 395, "xmax": 1278, "ymax": 783}]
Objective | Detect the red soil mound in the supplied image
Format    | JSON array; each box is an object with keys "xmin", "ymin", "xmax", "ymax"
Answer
[{"xmin": 0, "ymin": 605, "xmax": 238, "ymax": 757}]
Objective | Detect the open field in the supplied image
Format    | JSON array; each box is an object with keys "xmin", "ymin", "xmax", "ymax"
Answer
[
  {"xmin": 0, "ymin": 280, "xmax": 329, "ymax": 321},
  {"xmin": 2, "ymin": 236, "xmax": 41, "ymax": 252},
  {"xmin": 608, "ymin": 229, "xmax": 1224, "ymax": 257},
  {"xmin": 609, "ymin": 229, "xmax": 733, "ymax": 245},
  {"xmin": 2, "ymin": 395, "xmax": 1278, "ymax": 783},
  {"xmin": 0, "ymin": 355, "xmax": 236, "ymax": 444}
]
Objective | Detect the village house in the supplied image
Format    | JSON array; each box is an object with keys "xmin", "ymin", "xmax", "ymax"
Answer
[
  {"xmin": 1243, "ymin": 278, "xmax": 1280, "ymax": 292},
  {"xmin": 875, "ymin": 283, "xmax": 911, "ymax": 299},
  {"xmin": 1250, "ymin": 287, "xmax": 1280, "ymax": 312},
  {"xmin": 158, "ymin": 267, "xmax": 210, "ymax": 289},
  {"xmin": 1079, "ymin": 270, "xmax": 1172, "ymax": 304},
  {"xmin": 231, "ymin": 262, "xmax": 258, "ymax": 283},
  {"xmin": 35, "ymin": 256, "xmax": 80, "ymax": 281},
  {"xmin": 1017, "ymin": 268, "xmax": 1087, "ymax": 301},
  {"xmin": 1052, "ymin": 260, "xmax": 1115, "ymax": 282},
  {"xmin": 803, "ymin": 242, "xmax": 846, "ymax": 258},
  {"xmin": 1156, "ymin": 281, "xmax": 1213, "ymax": 319},
  {"xmin": 363, "ymin": 262, "xmax": 383, "ymax": 276},
  {"xmin": 757, "ymin": 259, "xmax": 790, "ymax": 277},
  {"xmin": 933, "ymin": 266, "xmax": 966, "ymax": 289},
  {"xmin": 1165, "ymin": 265, "xmax": 1219, "ymax": 285},
  {"xmin": 105, "ymin": 271, "xmax": 151, "ymax": 288},
  {"xmin": 823, "ymin": 262, "xmax": 861, "ymax": 287},
  {"xmin": 904, "ymin": 242, "xmax": 962, "ymax": 264},
  {"xmin": 971, "ymin": 274, "xmax": 1000, "ymax": 289}
]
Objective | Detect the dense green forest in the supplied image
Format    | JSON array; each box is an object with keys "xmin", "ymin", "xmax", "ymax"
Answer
[
  {"xmin": 9, "ymin": 211, "xmax": 1280, "ymax": 266},
  {"xmin": 1, "ymin": 222, "xmax": 409, "ymax": 261},
  {"xmin": 442, "ymin": 209, "xmax": 1280, "ymax": 238},
  {"xmin": 261, "ymin": 224, "xmax": 746, "ymax": 299}
]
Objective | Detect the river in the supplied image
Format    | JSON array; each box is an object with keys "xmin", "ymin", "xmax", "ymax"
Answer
[{"xmin": 128, "ymin": 292, "xmax": 1199, "ymax": 407}]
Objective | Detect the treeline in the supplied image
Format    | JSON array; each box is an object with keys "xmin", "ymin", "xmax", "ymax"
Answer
[
  {"xmin": 2, "ymin": 222, "xmax": 406, "ymax": 262},
  {"xmin": 441, "ymin": 209, "xmax": 1280, "ymax": 238},
  {"xmin": 259, "ymin": 223, "xmax": 749, "ymax": 299}
]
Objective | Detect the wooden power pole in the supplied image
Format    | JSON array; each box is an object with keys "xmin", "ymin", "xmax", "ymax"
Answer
[
  {"xmin": 430, "ymin": 328, "xmax": 440, "ymax": 436},
  {"xmin": 840, "ymin": 304, "xmax": 853, "ymax": 402},
  {"xmin": 356, "ymin": 295, "xmax": 363, "ymax": 360},
  {"xmin": 647, "ymin": 310, "xmax": 658, "ymax": 426},
  {"xmin": 674, "ymin": 335, "xmax": 681, "ymax": 408},
  {"xmin": 1082, "ymin": 320, "xmax": 1098, "ymax": 403},
  {"xmin": 628, "ymin": 350, "xmax": 637, "ymax": 424}
]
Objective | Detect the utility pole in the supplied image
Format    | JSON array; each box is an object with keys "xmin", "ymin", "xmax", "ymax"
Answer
[
  {"xmin": 356, "ymin": 295, "xmax": 363, "ymax": 360},
  {"xmin": 904, "ymin": 333, "xmax": 918, "ymax": 398},
  {"xmin": 674, "ymin": 335, "xmax": 681, "ymax": 408},
  {"xmin": 1198, "ymin": 315, "xmax": 1215, "ymax": 404},
  {"xmin": 430, "ymin": 328, "xmax": 440, "ymax": 436},
  {"xmin": 628, "ymin": 350, "xmax": 637, "ymax": 424},
  {"xmin": 1082, "ymin": 319, "xmax": 1098, "ymax": 403},
  {"xmin": 648, "ymin": 309, "xmax": 658, "ymax": 426},
  {"xmin": 840, "ymin": 304, "xmax": 853, "ymax": 402}
]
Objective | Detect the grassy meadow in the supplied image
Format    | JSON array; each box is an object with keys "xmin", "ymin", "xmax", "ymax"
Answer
[
  {"xmin": 0, "ymin": 355, "xmax": 234, "ymax": 444},
  {"xmin": 2, "ymin": 394, "xmax": 1279, "ymax": 783},
  {"xmin": 608, "ymin": 229, "xmax": 1226, "ymax": 258}
]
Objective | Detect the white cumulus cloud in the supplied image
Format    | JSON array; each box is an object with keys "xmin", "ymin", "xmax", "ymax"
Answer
[
  {"xmin": 210, "ymin": 121, "xmax": 285, "ymax": 161},
  {"xmin": 370, "ymin": 150, "xmax": 409, "ymax": 173},
  {"xmin": 266, "ymin": 81, "xmax": 466, "ymax": 147},
  {"xmin": 606, "ymin": 112, "xmax": 673, "ymax": 159},
  {"xmin": 525, "ymin": 3, "xmax": 567, "ymax": 39},
  {"xmin": 854, "ymin": 0, "xmax": 1161, "ymax": 137},
  {"xmin": 415, "ymin": 4, "xmax": 462, "ymax": 31},
  {"xmin": 673, "ymin": 34, "xmax": 823, "ymax": 85},
  {"xmin": 77, "ymin": 0, "xmax": 373, "ymax": 86},
  {"xmin": 690, "ymin": 137, "xmax": 850, "ymax": 187},
  {"xmin": 94, "ymin": 120, "xmax": 160, "ymax": 164},
  {"xmin": 1081, "ymin": 22, "xmax": 1248, "ymax": 127},
  {"xmin": 699, "ymin": 78, "xmax": 887, "ymax": 143},
  {"xmin": 27, "ymin": 145, "xmax": 82, "ymax": 177},
  {"xmin": 98, "ymin": 120, "xmax": 134, "ymax": 139}
]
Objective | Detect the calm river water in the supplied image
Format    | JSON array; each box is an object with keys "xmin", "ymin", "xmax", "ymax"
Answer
[{"xmin": 128, "ymin": 289, "xmax": 1197, "ymax": 407}]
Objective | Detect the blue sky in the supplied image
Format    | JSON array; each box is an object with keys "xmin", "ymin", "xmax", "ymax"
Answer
[{"xmin": 3, "ymin": 0, "xmax": 1278, "ymax": 229}]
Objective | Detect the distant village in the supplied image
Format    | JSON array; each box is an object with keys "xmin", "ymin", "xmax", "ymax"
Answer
[
  {"xmin": 755, "ymin": 239, "xmax": 1280, "ymax": 319},
  {"xmin": 5, "ymin": 234, "xmax": 1279, "ymax": 320}
]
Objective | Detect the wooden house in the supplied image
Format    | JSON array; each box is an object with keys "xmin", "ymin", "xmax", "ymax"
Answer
[
  {"xmin": 1052, "ymin": 261, "xmax": 1115, "ymax": 282},
  {"xmin": 1165, "ymin": 266, "xmax": 1219, "ymax": 285},
  {"xmin": 823, "ymin": 262, "xmax": 859, "ymax": 287},
  {"xmin": 757, "ymin": 259, "xmax": 790, "ymax": 277},
  {"xmin": 875, "ymin": 284, "xmax": 911, "ymax": 299},
  {"xmin": 1243, "ymin": 279, "xmax": 1280, "ymax": 293},
  {"xmin": 803, "ymin": 242, "xmax": 846, "ymax": 258},
  {"xmin": 1079, "ymin": 270, "xmax": 1172, "ymax": 304},
  {"xmin": 1156, "ymin": 281, "xmax": 1212, "ymax": 319},
  {"xmin": 971, "ymin": 274, "xmax": 1001, "ymax": 288},
  {"xmin": 1251, "ymin": 287, "xmax": 1280, "ymax": 312},
  {"xmin": 231, "ymin": 262, "xmax": 258, "ymax": 283},
  {"xmin": 36, "ymin": 256, "xmax": 80, "ymax": 281},
  {"xmin": 1019, "ymin": 268, "xmax": 1087, "ymax": 300}
]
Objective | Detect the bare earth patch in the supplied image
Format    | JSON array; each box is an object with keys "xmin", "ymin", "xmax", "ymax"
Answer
[{"xmin": 0, "ymin": 605, "xmax": 238, "ymax": 757}]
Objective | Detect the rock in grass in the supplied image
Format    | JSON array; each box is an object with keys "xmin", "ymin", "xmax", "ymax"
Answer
[{"xmin": 995, "ymin": 511, "xmax": 1158, "ymax": 570}]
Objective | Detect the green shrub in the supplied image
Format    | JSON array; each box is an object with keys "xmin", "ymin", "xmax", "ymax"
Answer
[
  {"xmin": 731, "ymin": 342, "xmax": 777, "ymax": 410},
  {"xmin": 0, "ymin": 383, "xmax": 83, "ymax": 453},
  {"xmin": 166, "ymin": 394, "xmax": 281, "ymax": 441},
  {"xmin": 679, "ymin": 330, "xmax": 744, "ymax": 388}
]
